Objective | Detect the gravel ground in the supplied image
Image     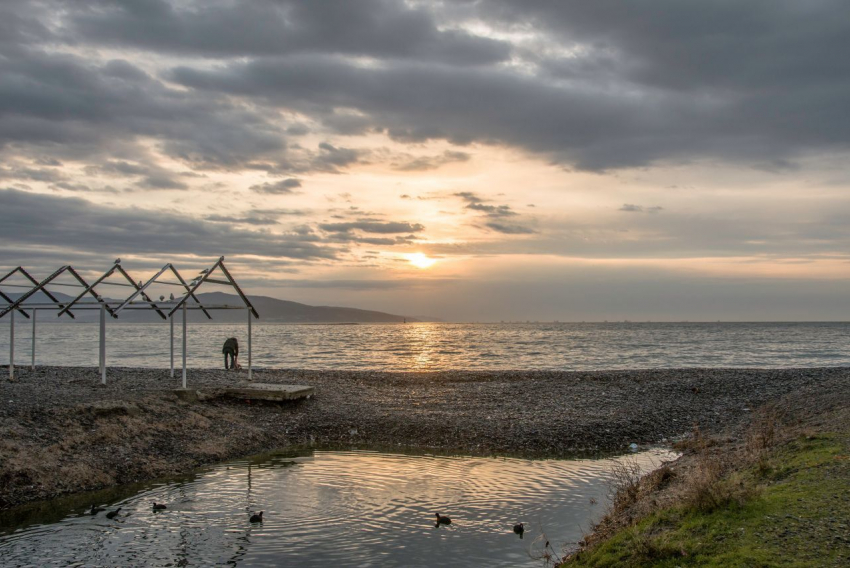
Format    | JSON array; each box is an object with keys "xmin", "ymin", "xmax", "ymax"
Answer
[{"xmin": 1, "ymin": 365, "xmax": 848, "ymax": 509}]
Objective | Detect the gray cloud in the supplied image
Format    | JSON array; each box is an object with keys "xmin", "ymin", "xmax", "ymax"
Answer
[
  {"xmin": 64, "ymin": 0, "xmax": 511, "ymax": 65},
  {"xmin": 485, "ymin": 222, "xmax": 535, "ymax": 235},
  {"xmin": 455, "ymin": 191, "xmax": 534, "ymax": 234},
  {"xmin": 4, "ymin": 0, "xmax": 847, "ymax": 178},
  {"xmin": 205, "ymin": 214, "xmax": 278, "ymax": 226},
  {"xmin": 0, "ymin": 188, "xmax": 337, "ymax": 261},
  {"xmin": 455, "ymin": 192, "xmax": 515, "ymax": 217},
  {"xmin": 163, "ymin": 0, "xmax": 850, "ymax": 171},
  {"xmin": 250, "ymin": 178, "xmax": 302, "ymax": 194},
  {"xmin": 394, "ymin": 150, "xmax": 470, "ymax": 171},
  {"xmin": 312, "ymin": 142, "xmax": 364, "ymax": 173},
  {"xmin": 620, "ymin": 204, "xmax": 664, "ymax": 214},
  {"xmin": 319, "ymin": 221, "xmax": 425, "ymax": 234}
]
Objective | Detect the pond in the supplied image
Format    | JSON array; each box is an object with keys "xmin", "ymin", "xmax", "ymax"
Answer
[{"xmin": 0, "ymin": 448, "xmax": 676, "ymax": 567}]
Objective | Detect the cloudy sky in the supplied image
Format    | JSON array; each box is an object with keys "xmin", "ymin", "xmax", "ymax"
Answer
[{"xmin": 2, "ymin": 0, "xmax": 850, "ymax": 321}]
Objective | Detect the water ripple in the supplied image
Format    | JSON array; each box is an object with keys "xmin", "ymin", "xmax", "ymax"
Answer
[
  {"xmin": 0, "ymin": 449, "xmax": 676, "ymax": 567},
  {"xmin": 1, "ymin": 321, "xmax": 848, "ymax": 371}
]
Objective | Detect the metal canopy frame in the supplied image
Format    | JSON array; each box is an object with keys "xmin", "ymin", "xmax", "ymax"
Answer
[{"xmin": 1, "ymin": 257, "xmax": 259, "ymax": 386}]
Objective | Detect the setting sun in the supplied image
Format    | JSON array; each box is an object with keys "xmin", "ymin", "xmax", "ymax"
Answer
[{"xmin": 406, "ymin": 253, "xmax": 437, "ymax": 269}]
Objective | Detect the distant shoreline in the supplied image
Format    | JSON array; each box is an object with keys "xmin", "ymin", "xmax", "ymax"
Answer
[{"xmin": 1, "ymin": 366, "xmax": 847, "ymax": 510}]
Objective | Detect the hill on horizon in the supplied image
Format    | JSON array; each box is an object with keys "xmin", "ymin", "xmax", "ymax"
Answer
[{"xmin": 3, "ymin": 290, "xmax": 427, "ymax": 323}]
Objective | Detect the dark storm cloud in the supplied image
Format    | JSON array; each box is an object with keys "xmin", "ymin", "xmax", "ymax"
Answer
[
  {"xmin": 319, "ymin": 221, "xmax": 425, "ymax": 234},
  {"xmin": 250, "ymin": 178, "xmax": 302, "ymax": 195},
  {"xmin": 64, "ymin": 0, "xmax": 511, "ymax": 65},
  {"xmin": 0, "ymin": 189, "xmax": 337, "ymax": 260},
  {"xmin": 4, "ymin": 1, "xmax": 847, "ymax": 175},
  {"xmin": 166, "ymin": 0, "xmax": 850, "ymax": 171}
]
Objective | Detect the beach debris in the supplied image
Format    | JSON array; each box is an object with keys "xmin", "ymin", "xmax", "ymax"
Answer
[{"xmin": 629, "ymin": 443, "xmax": 639, "ymax": 451}]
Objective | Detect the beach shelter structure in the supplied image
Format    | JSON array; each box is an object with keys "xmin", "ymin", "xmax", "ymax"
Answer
[{"xmin": 0, "ymin": 257, "xmax": 259, "ymax": 386}]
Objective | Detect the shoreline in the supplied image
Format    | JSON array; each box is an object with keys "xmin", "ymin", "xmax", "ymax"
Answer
[{"xmin": 2, "ymin": 366, "xmax": 848, "ymax": 510}]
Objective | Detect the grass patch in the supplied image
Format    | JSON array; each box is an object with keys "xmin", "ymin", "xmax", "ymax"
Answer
[{"xmin": 565, "ymin": 433, "xmax": 850, "ymax": 567}]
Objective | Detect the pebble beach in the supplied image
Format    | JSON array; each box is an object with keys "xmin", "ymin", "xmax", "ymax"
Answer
[{"xmin": 1, "ymin": 365, "xmax": 848, "ymax": 509}]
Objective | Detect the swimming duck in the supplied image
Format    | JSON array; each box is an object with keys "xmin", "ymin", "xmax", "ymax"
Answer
[
  {"xmin": 152, "ymin": 502, "xmax": 167, "ymax": 511},
  {"xmin": 89, "ymin": 505, "xmax": 105, "ymax": 515},
  {"xmin": 435, "ymin": 513, "xmax": 451, "ymax": 525},
  {"xmin": 250, "ymin": 511, "xmax": 264, "ymax": 523},
  {"xmin": 513, "ymin": 523, "xmax": 524, "ymax": 538},
  {"xmin": 105, "ymin": 508, "xmax": 122, "ymax": 520}
]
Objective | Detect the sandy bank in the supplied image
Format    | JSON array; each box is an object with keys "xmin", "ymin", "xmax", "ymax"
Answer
[{"xmin": 1, "ymin": 366, "xmax": 847, "ymax": 509}]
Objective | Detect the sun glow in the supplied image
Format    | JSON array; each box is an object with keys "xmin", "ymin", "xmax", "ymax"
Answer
[{"xmin": 406, "ymin": 252, "xmax": 437, "ymax": 269}]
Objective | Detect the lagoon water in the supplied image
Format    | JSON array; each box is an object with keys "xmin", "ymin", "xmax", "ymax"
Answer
[
  {"xmin": 1, "ymin": 321, "xmax": 848, "ymax": 371},
  {"xmin": 0, "ymin": 448, "xmax": 675, "ymax": 567}
]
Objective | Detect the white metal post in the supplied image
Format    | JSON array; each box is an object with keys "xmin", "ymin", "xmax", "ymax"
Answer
[
  {"xmin": 182, "ymin": 302, "xmax": 187, "ymax": 389},
  {"xmin": 31, "ymin": 308, "xmax": 36, "ymax": 370},
  {"xmin": 9, "ymin": 310, "xmax": 14, "ymax": 381},
  {"xmin": 248, "ymin": 307, "xmax": 252, "ymax": 381},
  {"xmin": 170, "ymin": 314, "xmax": 174, "ymax": 378},
  {"xmin": 100, "ymin": 304, "xmax": 106, "ymax": 384}
]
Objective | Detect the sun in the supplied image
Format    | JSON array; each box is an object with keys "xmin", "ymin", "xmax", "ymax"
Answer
[{"xmin": 406, "ymin": 252, "xmax": 437, "ymax": 269}]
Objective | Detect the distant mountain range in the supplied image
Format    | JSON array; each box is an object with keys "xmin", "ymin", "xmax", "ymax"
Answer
[{"xmin": 3, "ymin": 290, "xmax": 435, "ymax": 323}]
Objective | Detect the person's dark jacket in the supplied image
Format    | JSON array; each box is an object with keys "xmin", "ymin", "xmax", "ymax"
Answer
[{"xmin": 222, "ymin": 337, "xmax": 239, "ymax": 356}]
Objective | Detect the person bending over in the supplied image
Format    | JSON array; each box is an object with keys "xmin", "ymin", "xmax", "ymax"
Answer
[{"xmin": 222, "ymin": 337, "xmax": 239, "ymax": 370}]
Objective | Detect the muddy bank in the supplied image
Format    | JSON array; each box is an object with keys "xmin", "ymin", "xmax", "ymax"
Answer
[{"xmin": 1, "ymin": 366, "xmax": 847, "ymax": 509}]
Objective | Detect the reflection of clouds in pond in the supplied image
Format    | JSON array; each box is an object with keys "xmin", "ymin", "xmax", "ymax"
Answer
[{"xmin": 0, "ymin": 449, "xmax": 676, "ymax": 567}]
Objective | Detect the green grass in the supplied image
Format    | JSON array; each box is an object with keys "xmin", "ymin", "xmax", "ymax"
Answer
[{"xmin": 565, "ymin": 434, "xmax": 850, "ymax": 567}]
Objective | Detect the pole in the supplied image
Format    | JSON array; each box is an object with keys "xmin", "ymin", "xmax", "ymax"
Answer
[
  {"xmin": 248, "ymin": 307, "xmax": 252, "ymax": 381},
  {"xmin": 182, "ymin": 302, "xmax": 187, "ymax": 389},
  {"xmin": 100, "ymin": 304, "xmax": 106, "ymax": 384},
  {"xmin": 170, "ymin": 313, "xmax": 174, "ymax": 378},
  {"xmin": 9, "ymin": 310, "xmax": 14, "ymax": 381},
  {"xmin": 31, "ymin": 308, "xmax": 36, "ymax": 370}
]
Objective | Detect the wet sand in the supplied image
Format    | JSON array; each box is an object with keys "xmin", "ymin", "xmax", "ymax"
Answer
[{"xmin": 1, "ymin": 366, "xmax": 847, "ymax": 509}]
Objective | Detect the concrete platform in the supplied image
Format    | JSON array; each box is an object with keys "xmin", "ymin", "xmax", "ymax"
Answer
[
  {"xmin": 174, "ymin": 383, "xmax": 314, "ymax": 403},
  {"xmin": 224, "ymin": 383, "xmax": 314, "ymax": 402}
]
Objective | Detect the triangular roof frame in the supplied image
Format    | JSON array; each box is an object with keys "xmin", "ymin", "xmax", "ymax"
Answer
[{"xmin": 166, "ymin": 257, "xmax": 259, "ymax": 319}]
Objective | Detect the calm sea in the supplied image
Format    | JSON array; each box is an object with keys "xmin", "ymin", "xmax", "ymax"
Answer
[{"xmin": 1, "ymin": 321, "xmax": 848, "ymax": 371}]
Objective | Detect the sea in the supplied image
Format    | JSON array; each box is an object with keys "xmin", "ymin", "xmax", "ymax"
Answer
[{"xmin": 1, "ymin": 321, "xmax": 848, "ymax": 371}]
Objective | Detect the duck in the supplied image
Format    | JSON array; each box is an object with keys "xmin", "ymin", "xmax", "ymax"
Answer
[
  {"xmin": 152, "ymin": 502, "xmax": 167, "ymax": 511},
  {"xmin": 105, "ymin": 508, "xmax": 122, "ymax": 520},
  {"xmin": 435, "ymin": 513, "xmax": 452, "ymax": 525},
  {"xmin": 89, "ymin": 505, "xmax": 105, "ymax": 515},
  {"xmin": 250, "ymin": 511, "xmax": 264, "ymax": 523},
  {"xmin": 513, "ymin": 522, "xmax": 524, "ymax": 538}
]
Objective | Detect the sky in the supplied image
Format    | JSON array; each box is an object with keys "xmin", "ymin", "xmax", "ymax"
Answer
[{"xmin": 2, "ymin": 0, "xmax": 850, "ymax": 322}]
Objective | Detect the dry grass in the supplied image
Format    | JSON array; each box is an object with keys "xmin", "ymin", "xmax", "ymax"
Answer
[{"xmin": 566, "ymin": 400, "xmax": 793, "ymax": 563}]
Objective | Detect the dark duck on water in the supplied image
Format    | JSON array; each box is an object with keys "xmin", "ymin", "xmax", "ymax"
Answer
[
  {"xmin": 152, "ymin": 502, "xmax": 167, "ymax": 511},
  {"xmin": 89, "ymin": 505, "xmax": 105, "ymax": 515},
  {"xmin": 250, "ymin": 511, "xmax": 264, "ymax": 523},
  {"xmin": 435, "ymin": 513, "xmax": 452, "ymax": 525},
  {"xmin": 105, "ymin": 508, "xmax": 122, "ymax": 520},
  {"xmin": 513, "ymin": 522, "xmax": 524, "ymax": 538}
]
